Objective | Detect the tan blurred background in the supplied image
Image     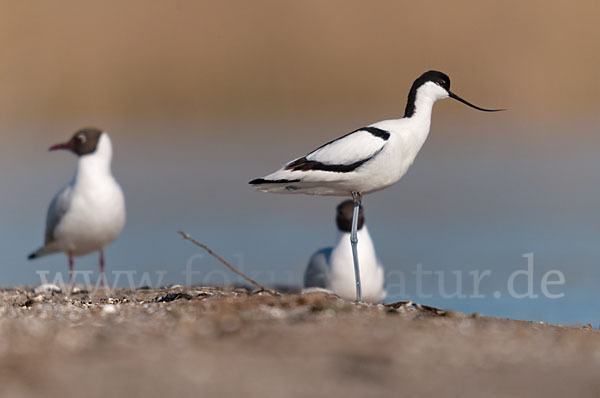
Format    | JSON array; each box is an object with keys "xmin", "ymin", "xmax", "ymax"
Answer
[
  {"xmin": 1, "ymin": 0, "xmax": 599, "ymax": 126},
  {"xmin": 1, "ymin": 0, "xmax": 600, "ymax": 324}
]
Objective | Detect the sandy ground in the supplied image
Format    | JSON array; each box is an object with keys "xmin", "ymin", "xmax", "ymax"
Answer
[{"xmin": 0, "ymin": 285, "xmax": 599, "ymax": 398}]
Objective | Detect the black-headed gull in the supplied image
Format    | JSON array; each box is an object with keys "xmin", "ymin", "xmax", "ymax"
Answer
[
  {"xmin": 304, "ymin": 200, "xmax": 385, "ymax": 303},
  {"xmin": 28, "ymin": 128, "xmax": 126, "ymax": 291}
]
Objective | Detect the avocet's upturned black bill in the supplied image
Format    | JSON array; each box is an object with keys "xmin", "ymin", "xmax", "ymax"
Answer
[
  {"xmin": 448, "ymin": 92, "xmax": 504, "ymax": 112},
  {"xmin": 250, "ymin": 70, "xmax": 504, "ymax": 302}
]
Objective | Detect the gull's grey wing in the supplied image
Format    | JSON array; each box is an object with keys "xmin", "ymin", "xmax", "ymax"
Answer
[
  {"xmin": 44, "ymin": 185, "xmax": 73, "ymax": 245},
  {"xmin": 304, "ymin": 247, "xmax": 332, "ymax": 288}
]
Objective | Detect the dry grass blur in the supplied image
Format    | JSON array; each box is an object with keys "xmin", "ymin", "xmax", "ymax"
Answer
[{"xmin": 1, "ymin": 0, "xmax": 599, "ymax": 131}]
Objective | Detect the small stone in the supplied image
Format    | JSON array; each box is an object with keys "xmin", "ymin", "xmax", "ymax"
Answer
[
  {"xmin": 34, "ymin": 284, "xmax": 62, "ymax": 294},
  {"xmin": 71, "ymin": 286, "xmax": 83, "ymax": 294},
  {"xmin": 102, "ymin": 304, "xmax": 117, "ymax": 314},
  {"xmin": 16, "ymin": 297, "xmax": 34, "ymax": 307},
  {"xmin": 155, "ymin": 292, "xmax": 192, "ymax": 303}
]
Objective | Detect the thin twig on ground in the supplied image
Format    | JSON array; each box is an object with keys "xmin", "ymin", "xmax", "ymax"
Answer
[{"xmin": 178, "ymin": 231, "xmax": 278, "ymax": 295}]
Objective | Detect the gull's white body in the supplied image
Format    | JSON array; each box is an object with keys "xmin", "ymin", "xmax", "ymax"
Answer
[
  {"xmin": 252, "ymin": 83, "xmax": 443, "ymax": 196},
  {"xmin": 33, "ymin": 133, "xmax": 125, "ymax": 257},
  {"xmin": 305, "ymin": 226, "xmax": 385, "ymax": 303}
]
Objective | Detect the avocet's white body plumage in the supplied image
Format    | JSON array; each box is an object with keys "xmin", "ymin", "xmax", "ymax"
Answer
[
  {"xmin": 251, "ymin": 82, "xmax": 446, "ymax": 196},
  {"xmin": 31, "ymin": 133, "xmax": 126, "ymax": 258},
  {"xmin": 305, "ymin": 226, "xmax": 385, "ymax": 303}
]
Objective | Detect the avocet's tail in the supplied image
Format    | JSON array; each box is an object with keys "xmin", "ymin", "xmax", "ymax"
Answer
[
  {"xmin": 248, "ymin": 177, "xmax": 302, "ymax": 194},
  {"xmin": 249, "ymin": 160, "xmax": 354, "ymax": 196}
]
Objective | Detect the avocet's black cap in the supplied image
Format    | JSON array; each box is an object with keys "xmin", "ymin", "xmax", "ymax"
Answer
[
  {"xmin": 49, "ymin": 128, "xmax": 103, "ymax": 156},
  {"xmin": 415, "ymin": 70, "xmax": 451, "ymax": 91},
  {"xmin": 336, "ymin": 200, "xmax": 364, "ymax": 232},
  {"xmin": 404, "ymin": 70, "xmax": 505, "ymax": 117}
]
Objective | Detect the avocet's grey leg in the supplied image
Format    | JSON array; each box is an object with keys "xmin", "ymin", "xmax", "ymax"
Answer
[{"xmin": 351, "ymin": 191, "xmax": 362, "ymax": 302}]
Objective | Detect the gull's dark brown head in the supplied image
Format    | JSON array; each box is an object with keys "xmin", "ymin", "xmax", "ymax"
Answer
[
  {"xmin": 49, "ymin": 128, "xmax": 103, "ymax": 156},
  {"xmin": 336, "ymin": 200, "xmax": 364, "ymax": 232}
]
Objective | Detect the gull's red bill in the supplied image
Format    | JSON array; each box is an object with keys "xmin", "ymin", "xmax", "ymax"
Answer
[{"xmin": 48, "ymin": 142, "xmax": 72, "ymax": 151}]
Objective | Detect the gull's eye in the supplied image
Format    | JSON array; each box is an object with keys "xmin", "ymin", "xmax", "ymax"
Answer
[{"xmin": 77, "ymin": 134, "xmax": 87, "ymax": 144}]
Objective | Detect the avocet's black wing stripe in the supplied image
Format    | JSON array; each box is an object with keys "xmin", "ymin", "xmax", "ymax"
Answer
[
  {"xmin": 284, "ymin": 148, "xmax": 383, "ymax": 173},
  {"xmin": 361, "ymin": 127, "xmax": 390, "ymax": 140},
  {"xmin": 281, "ymin": 126, "xmax": 388, "ymax": 172}
]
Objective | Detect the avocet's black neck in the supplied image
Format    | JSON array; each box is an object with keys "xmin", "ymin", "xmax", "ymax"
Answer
[{"xmin": 403, "ymin": 87, "xmax": 419, "ymax": 118}]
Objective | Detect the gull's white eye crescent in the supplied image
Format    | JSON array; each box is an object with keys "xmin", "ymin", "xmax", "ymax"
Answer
[{"xmin": 77, "ymin": 134, "xmax": 87, "ymax": 144}]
